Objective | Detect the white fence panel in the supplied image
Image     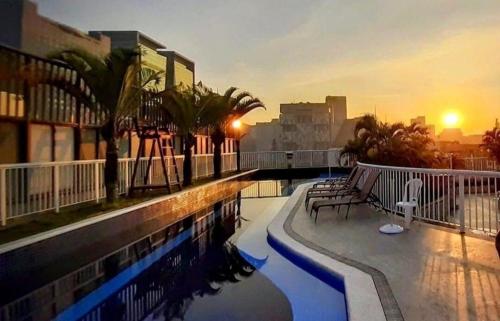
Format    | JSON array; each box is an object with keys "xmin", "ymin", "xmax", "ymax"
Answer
[
  {"xmin": 0, "ymin": 153, "xmax": 238, "ymax": 224},
  {"xmin": 241, "ymin": 149, "xmax": 351, "ymax": 170},
  {"xmin": 358, "ymin": 162, "xmax": 500, "ymax": 236}
]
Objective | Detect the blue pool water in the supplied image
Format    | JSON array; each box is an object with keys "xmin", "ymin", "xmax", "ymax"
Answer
[{"xmin": 0, "ymin": 180, "xmax": 347, "ymax": 321}]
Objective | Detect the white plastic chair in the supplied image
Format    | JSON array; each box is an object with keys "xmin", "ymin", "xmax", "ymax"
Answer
[{"xmin": 396, "ymin": 178, "xmax": 423, "ymax": 227}]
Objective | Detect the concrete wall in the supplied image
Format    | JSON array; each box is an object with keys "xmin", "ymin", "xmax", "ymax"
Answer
[
  {"xmin": 29, "ymin": 125, "xmax": 75, "ymax": 162},
  {"xmin": 1, "ymin": 0, "xmax": 111, "ymax": 58},
  {"xmin": 241, "ymin": 119, "xmax": 282, "ymax": 151},
  {"xmin": 54, "ymin": 126, "xmax": 74, "ymax": 161},
  {"xmin": 29, "ymin": 124, "xmax": 52, "ymax": 162},
  {"xmin": 80, "ymin": 129, "xmax": 97, "ymax": 160},
  {"xmin": 0, "ymin": 122, "xmax": 20, "ymax": 164}
]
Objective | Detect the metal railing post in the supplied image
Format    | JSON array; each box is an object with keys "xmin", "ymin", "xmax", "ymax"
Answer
[
  {"xmin": 124, "ymin": 160, "xmax": 129, "ymax": 192},
  {"xmin": 458, "ymin": 175, "xmax": 465, "ymax": 233},
  {"xmin": 54, "ymin": 164, "xmax": 60, "ymax": 213},
  {"xmin": 94, "ymin": 162, "xmax": 100, "ymax": 203},
  {"xmin": 0, "ymin": 168, "xmax": 6, "ymax": 226}
]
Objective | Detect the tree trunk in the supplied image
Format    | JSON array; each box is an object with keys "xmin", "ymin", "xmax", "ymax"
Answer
[
  {"xmin": 104, "ymin": 137, "xmax": 119, "ymax": 203},
  {"xmin": 213, "ymin": 143, "xmax": 222, "ymax": 179},
  {"xmin": 183, "ymin": 134, "xmax": 195, "ymax": 186},
  {"xmin": 211, "ymin": 128, "xmax": 225, "ymax": 179},
  {"xmin": 236, "ymin": 139, "xmax": 241, "ymax": 172},
  {"xmin": 183, "ymin": 145, "xmax": 193, "ymax": 186}
]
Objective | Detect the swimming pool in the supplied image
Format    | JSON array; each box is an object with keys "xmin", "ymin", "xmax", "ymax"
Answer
[{"xmin": 0, "ymin": 180, "xmax": 347, "ymax": 321}]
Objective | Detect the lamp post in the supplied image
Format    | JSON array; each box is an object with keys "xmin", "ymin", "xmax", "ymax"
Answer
[{"xmin": 232, "ymin": 119, "xmax": 242, "ymax": 172}]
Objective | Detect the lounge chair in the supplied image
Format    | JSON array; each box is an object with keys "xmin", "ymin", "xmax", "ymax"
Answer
[
  {"xmin": 310, "ymin": 170, "xmax": 385, "ymax": 222},
  {"xmin": 305, "ymin": 168, "xmax": 365, "ymax": 208},
  {"xmin": 307, "ymin": 168, "xmax": 364, "ymax": 194},
  {"xmin": 312, "ymin": 166, "xmax": 358, "ymax": 188}
]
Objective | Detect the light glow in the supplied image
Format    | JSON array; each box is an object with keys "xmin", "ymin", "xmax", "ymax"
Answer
[
  {"xmin": 443, "ymin": 112, "xmax": 460, "ymax": 128},
  {"xmin": 232, "ymin": 119, "xmax": 241, "ymax": 129}
]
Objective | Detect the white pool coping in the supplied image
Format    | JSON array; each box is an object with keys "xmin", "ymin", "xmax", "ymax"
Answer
[
  {"xmin": 267, "ymin": 182, "xmax": 386, "ymax": 321},
  {"xmin": 0, "ymin": 169, "xmax": 258, "ymax": 255}
]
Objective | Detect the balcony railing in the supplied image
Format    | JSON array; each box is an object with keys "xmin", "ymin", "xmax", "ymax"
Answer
[
  {"xmin": 240, "ymin": 149, "xmax": 499, "ymax": 235},
  {"xmin": 0, "ymin": 44, "xmax": 175, "ymax": 131},
  {"xmin": 459, "ymin": 156, "xmax": 498, "ymax": 171},
  {"xmin": 0, "ymin": 153, "xmax": 237, "ymax": 225},
  {"xmin": 358, "ymin": 162, "xmax": 500, "ymax": 236},
  {"xmin": 240, "ymin": 149, "xmax": 354, "ymax": 170}
]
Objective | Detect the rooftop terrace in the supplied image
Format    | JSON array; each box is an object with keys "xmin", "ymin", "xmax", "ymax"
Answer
[{"xmin": 286, "ymin": 183, "xmax": 499, "ymax": 321}]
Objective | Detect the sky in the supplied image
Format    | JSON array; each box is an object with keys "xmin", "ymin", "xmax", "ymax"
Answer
[{"xmin": 35, "ymin": 0, "xmax": 500, "ymax": 134}]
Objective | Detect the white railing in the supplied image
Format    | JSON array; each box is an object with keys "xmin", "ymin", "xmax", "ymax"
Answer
[
  {"xmin": 358, "ymin": 162, "xmax": 500, "ymax": 235},
  {"xmin": 0, "ymin": 153, "xmax": 237, "ymax": 225},
  {"xmin": 241, "ymin": 149, "xmax": 354, "ymax": 170},
  {"xmin": 240, "ymin": 151, "xmax": 288, "ymax": 170},
  {"xmin": 459, "ymin": 156, "xmax": 498, "ymax": 171}
]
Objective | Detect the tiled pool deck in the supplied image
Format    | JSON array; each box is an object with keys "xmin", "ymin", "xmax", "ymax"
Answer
[{"xmin": 286, "ymin": 185, "xmax": 500, "ymax": 321}]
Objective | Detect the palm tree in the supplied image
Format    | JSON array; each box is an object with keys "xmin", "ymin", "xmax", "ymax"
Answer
[
  {"xmin": 47, "ymin": 48, "xmax": 162, "ymax": 202},
  {"xmin": 343, "ymin": 114, "xmax": 436, "ymax": 167},
  {"xmin": 207, "ymin": 87, "xmax": 265, "ymax": 178},
  {"xmin": 481, "ymin": 126, "xmax": 500, "ymax": 163},
  {"xmin": 161, "ymin": 83, "xmax": 214, "ymax": 186}
]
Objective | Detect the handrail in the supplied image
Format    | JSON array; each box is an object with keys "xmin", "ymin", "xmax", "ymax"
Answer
[
  {"xmin": 0, "ymin": 153, "xmax": 237, "ymax": 169},
  {"xmin": 357, "ymin": 161, "xmax": 499, "ymax": 236},
  {"xmin": 357, "ymin": 162, "xmax": 500, "ymax": 177}
]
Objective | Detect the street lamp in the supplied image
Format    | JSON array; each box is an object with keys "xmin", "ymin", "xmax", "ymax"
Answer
[
  {"xmin": 232, "ymin": 119, "xmax": 241, "ymax": 129},
  {"xmin": 232, "ymin": 119, "xmax": 242, "ymax": 171}
]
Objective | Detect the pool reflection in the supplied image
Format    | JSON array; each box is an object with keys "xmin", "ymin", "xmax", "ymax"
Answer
[{"xmin": 1, "ymin": 195, "xmax": 292, "ymax": 321}]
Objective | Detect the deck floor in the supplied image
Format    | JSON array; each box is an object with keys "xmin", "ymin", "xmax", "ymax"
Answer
[{"xmin": 290, "ymin": 190, "xmax": 500, "ymax": 321}]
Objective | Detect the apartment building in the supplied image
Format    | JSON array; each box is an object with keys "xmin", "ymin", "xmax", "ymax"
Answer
[
  {"xmin": 0, "ymin": 0, "xmax": 111, "ymax": 58},
  {"xmin": 160, "ymin": 50, "xmax": 195, "ymax": 89},
  {"xmin": 0, "ymin": 0, "xmax": 233, "ymax": 164},
  {"xmin": 280, "ymin": 96, "xmax": 347, "ymax": 150},
  {"xmin": 241, "ymin": 96, "xmax": 356, "ymax": 152}
]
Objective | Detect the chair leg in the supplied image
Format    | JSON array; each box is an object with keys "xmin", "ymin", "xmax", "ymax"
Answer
[
  {"xmin": 314, "ymin": 208, "xmax": 320, "ymax": 223},
  {"xmin": 345, "ymin": 204, "xmax": 351, "ymax": 219}
]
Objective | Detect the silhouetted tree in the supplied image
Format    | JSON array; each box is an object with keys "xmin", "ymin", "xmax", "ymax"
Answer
[
  {"xmin": 481, "ymin": 126, "xmax": 500, "ymax": 163},
  {"xmin": 343, "ymin": 114, "xmax": 437, "ymax": 167}
]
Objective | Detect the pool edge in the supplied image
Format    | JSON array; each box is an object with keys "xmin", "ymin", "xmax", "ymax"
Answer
[{"xmin": 267, "ymin": 182, "xmax": 398, "ymax": 321}]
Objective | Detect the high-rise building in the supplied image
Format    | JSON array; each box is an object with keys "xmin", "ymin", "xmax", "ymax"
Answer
[
  {"xmin": 0, "ymin": 3, "xmax": 229, "ymax": 164},
  {"xmin": 280, "ymin": 96, "xmax": 347, "ymax": 150},
  {"xmin": 0, "ymin": 0, "xmax": 111, "ymax": 57},
  {"xmin": 89, "ymin": 31, "xmax": 168, "ymax": 90},
  {"xmin": 159, "ymin": 50, "xmax": 195, "ymax": 89},
  {"xmin": 242, "ymin": 96, "xmax": 355, "ymax": 152}
]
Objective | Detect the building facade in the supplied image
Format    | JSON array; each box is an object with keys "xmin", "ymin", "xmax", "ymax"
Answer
[
  {"xmin": 241, "ymin": 96, "xmax": 354, "ymax": 152},
  {"xmin": 410, "ymin": 116, "xmax": 436, "ymax": 139},
  {"xmin": 89, "ymin": 31, "xmax": 168, "ymax": 91},
  {"xmin": 240, "ymin": 119, "xmax": 282, "ymax": 151},
  {"xmin": 0, "ymin": 0, "xmax": 111, "ymax": 58},
  {"xmin": 280, "ymin": 96, "xmax": 347, "ymax": 150},
  {"xmin": 159, "ymin": 50, "xmax": 195, "ymax": 89},
  {"xmin": 0, "ymin": 2, "xmax": 234, "ymax": 165}
]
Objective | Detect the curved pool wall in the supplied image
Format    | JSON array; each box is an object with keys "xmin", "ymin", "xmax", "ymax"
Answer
[
  {"xmin": 266, "ymin": 182, "xmax": 386, "ymax": 321},
  {"xmin": 235, "ymin": 197, "xmax": 348, "ymax": 321}
]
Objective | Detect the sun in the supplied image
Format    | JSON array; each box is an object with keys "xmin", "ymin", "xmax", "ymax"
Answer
[{"xmin": 443, "ymin": 112, "xmax": 460, "ymax": 128}]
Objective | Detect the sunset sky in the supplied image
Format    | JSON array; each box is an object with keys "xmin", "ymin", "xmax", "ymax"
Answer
[{"xmin": 36, "ymin": 0, "xmax": 500, "ymax": 134}]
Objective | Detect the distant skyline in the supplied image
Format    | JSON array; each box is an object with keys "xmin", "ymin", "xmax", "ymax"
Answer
[{"xmin": 35, "ymin": 0, "xmax": 500, "ymax": 134}]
